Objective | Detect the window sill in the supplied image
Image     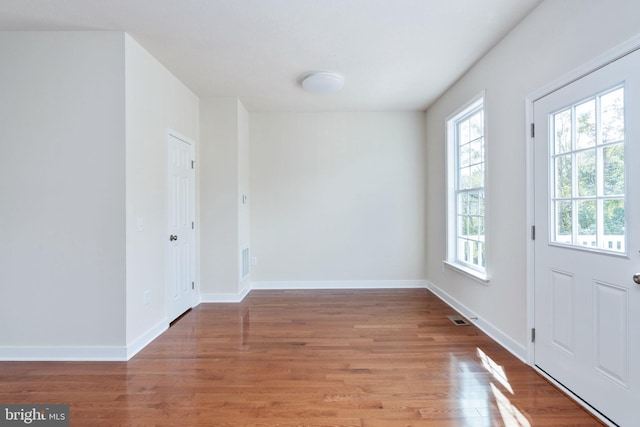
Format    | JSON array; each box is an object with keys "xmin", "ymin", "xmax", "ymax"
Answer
[{"xmin": 442, "ymin": 260, "xmax": 490, "ymax": 285}]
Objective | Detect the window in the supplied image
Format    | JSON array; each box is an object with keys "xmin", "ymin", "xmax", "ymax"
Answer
[
  {"xmin": 550, "ymin": 86, "xmax": 625, "ymax": 253},
  {"xmin": 446, "ymin": 94, "xmax": 488, "ymax": 281}
]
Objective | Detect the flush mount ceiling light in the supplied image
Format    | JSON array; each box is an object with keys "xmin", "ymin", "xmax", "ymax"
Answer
[{"xmin": 301, "ymin": 71, "xmax": 344, "ymax": 94}]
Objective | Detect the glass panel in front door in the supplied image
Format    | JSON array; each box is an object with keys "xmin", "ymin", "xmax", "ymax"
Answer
[{"xmin": 550, "ymin": 86, "xmax": 626, "ymax": 253}]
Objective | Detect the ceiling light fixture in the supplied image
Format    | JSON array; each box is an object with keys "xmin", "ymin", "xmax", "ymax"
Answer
[{"xmin": 301, "ymin": 71, "xmax": 344, "ymax": 94}]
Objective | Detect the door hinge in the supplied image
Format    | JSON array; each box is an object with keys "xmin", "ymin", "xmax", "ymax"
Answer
[
  {"xmin": 191, "ymin": 281, "xmax": 195, "ymax": 290},
  {"xmin": 191, "ymin": 160, "xmax": 195, "ymax": 169},
  {"xmin": 531, "ymin": 225, "xmax": 536, "ymax": 240},
  {"xmin": 530, "ymin": 123, "xmax": 535, "ymax": 138},
  {"xmin": 531, "ymin": 328, "xmax": 536, "ymax": 343},
  {"xmin": 192, "ymin": 221, "xmax": 194, "ymax": 230}
]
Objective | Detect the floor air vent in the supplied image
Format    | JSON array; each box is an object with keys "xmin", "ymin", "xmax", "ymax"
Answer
[{"xmin": 447, "ymin": 315, "xmax": 470, "ymax": 326}]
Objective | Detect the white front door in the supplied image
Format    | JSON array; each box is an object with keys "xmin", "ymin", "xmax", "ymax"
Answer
[
  {"xmin": 167, "ymin": 131, "xmax": 196, "ymax": 323},
  {"xmin": 534, "ymin": 49, "xmax": 640, "ymax": 426}
]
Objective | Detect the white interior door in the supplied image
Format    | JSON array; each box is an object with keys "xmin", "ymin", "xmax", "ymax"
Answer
[
  {"xmin": 534, "ymin": 49, "xmax": 640, "ymax": 426},
  {"xmin": 167, "ymin": 131, "xmax": 196, "ymax": 323}
]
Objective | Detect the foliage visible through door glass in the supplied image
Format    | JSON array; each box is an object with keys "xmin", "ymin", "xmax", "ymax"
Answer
[
  {"xmin": 550, "ymin": 86, "xmax": 625, "ymax": 252},
  {"xmin": 604, "ymin": 199, "xmax": 625, "ymax": 236},
  {"xmin": 555, "ymin": 155, "xmax": 572, "ymax": 198},
  {"xmin": 577, "ymin": 149, "xmax": 596, "ymax": 196},
  {"xmin": 556, "ymin": 201, "xmax": 572, "ymax": 241},
  {"xmin": 578, "ymin": 200, "xmax": 596, "ymax": 237},
  {"xmin": 554, "ymin": 109, "xmax": 572, "ymax": 154},
  {"xmin": 601, "ymin": 89, "xmax": 624, "ymax": 143},
  {"xmin": 576, "ymin": 99, "xmax": 596, "ymax": 149},
  {"xmin": 604, "ymin": 144, "xmax": 624, "ymax": 195}
]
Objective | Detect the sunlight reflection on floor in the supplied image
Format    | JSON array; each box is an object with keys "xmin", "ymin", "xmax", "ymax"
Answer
[
  {"xmin": 476, "ymin": 348, "xmax": 533, "ymax": 427},
  {"xmin": 491, "ymin": 383, "xmax": 532, "ymax": 427},
  {"xmin": 477, "ymin": 347, "xmax": 514, "ymax": 394}
]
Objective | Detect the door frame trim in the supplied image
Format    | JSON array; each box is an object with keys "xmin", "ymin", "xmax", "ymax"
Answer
[
  {"xmin": 166, "ymin": 128, "xmax": 197, "ymax": 322},
  {"xmin": 525, "ymin": 33, "xmax": 640, "ymax": 366}
]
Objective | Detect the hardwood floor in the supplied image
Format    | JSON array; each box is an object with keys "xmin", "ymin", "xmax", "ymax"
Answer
[{"xmin": 0, "ymin": 289, "xmax": 603, "ymax": 426}]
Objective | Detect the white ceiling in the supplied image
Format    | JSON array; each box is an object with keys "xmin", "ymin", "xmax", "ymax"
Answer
[{"xmin": 0, "ymin": 0, "xmax": 542, "ymax": 111}]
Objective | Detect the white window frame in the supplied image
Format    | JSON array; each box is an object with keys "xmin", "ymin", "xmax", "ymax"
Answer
[{"xmin": 444, "ymin": 92, "xmax": 489, "ymax": 283}]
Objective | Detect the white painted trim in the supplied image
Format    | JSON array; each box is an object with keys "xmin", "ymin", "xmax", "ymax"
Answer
[
  {"xmin": 0, "ymin": 320, "xmax": 169, "ymax": 362},
  {"xmin": 200, "ymin": 286, "xmax": 251, "ymax": 303},
  {"xmin": 0, "ymin": 346, "xmax": 127, "ymax": 362},
  {"xmin": 0, "ymin": 321, "xmax": 169, "ymax": 362},
  {"xmin": 167, "ymin": 128, "xmax": 196, "ymax": 147},
  {"xmin": 126, "ymin": 319, "xmax": 168, "ymax": 360},
  {"xmin": 525, "ymin": 94, "xmax": 536, "ymax": 366},
  {"xmin": 426, "ymin": 280, "xmax": 527, "ymax": 362},
  {"xmin": 525, "ymin": 33, "xmax": 640, "ymax": 367},
  {"xmin": 166, "ymin": 129, "xmax": 198, "ymax": 322},
  {"xmin": 200, "ymin": 280, "xmax": 428, "ymax": 302},
  {"xmin": 250, "ymin": 280, "xmax": 429, "ymax": 290},
  {"xmin": 445, "ymin": 90, "xmax": 489, "ymax": 278},
  {"xmin": 442, "ymin": 260, "xmax": 489, "ymax": 285}
]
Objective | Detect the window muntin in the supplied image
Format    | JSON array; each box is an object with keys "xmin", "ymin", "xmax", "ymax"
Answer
[
  {"xmin": 448, "ymin": 99, "xmax": 486, "ymax": 274},
  {"xmin": 550, "ymin": 86, "xmax": 625, "ymax": 253}
]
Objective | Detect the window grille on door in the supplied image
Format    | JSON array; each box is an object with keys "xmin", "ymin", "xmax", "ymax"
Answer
[{"xmin": 549, "ymin": 86, "xmax": 625, "ymax": 254}]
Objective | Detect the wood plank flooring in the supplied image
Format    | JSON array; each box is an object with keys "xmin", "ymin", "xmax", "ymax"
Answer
[{"xmin": 0, "ymin": 289, "xmax": 604, "ymax": 426}]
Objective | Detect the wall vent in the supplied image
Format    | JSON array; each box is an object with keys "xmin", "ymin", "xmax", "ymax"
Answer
[{"xmin": 241, "ymin": 247, "xmax": 250, "ymax": 280}]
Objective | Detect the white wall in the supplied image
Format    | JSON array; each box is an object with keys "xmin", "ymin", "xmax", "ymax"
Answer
[
  {"xmin": 0, "ymin": 31, "xmax": 199, "ymax": 360},
  {"xmin": 250, "ymin": 112, "xmax": 426, "ymax": 283},
  {"xmin": 199, "ymin": 98, "xmax": 251, "ymax": 297},
  {"xmin": 425, "ymin": 0, "xmax": 640, "ymax": 351},
  {"xmin": 0, "ymin": 32, "xmax": 126, "ymax": 349},
  {"xmin": 124, "ymin": 35, "xmax": 199, "ymax": 348}
]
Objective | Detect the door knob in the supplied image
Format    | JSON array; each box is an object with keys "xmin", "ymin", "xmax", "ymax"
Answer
[
  {"xmin": 634, "ymin": 273, "xmax": 640, "ymax": 285},
  {"xmin": 169, "ymin": 235, "xmax": 178, "ymax": 241}
]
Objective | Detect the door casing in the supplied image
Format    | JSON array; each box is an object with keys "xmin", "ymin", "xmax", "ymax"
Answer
[{"xmin": 166, "ymin": 129, "xmax": 197, "ymax": 323}]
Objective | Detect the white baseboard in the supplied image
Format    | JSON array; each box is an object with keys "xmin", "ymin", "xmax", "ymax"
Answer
[
  {"xmin": 200, "ymin": 286, "xmax": 251, "ymax": 303},
  {"xmin": 199, "ymin": 280, "xmax": 428, "ymax": 301},
  {"xmin": 0, "ymin": 346, "xmax": 127, "ymax": 362},
  {"xmin": 126, "ymin": 320, "xmax": 168, "ymax": 360},
  {"xmin": 426, "ymin": 280, "xmax": 527, "ymax": 362},
  {"xmin": 250, "ymin": 280, "xmax": 429, "ymax": 290},
  {"xmin": 0, "ymin": 320, "xmax": 168, "ymax": 362}
]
